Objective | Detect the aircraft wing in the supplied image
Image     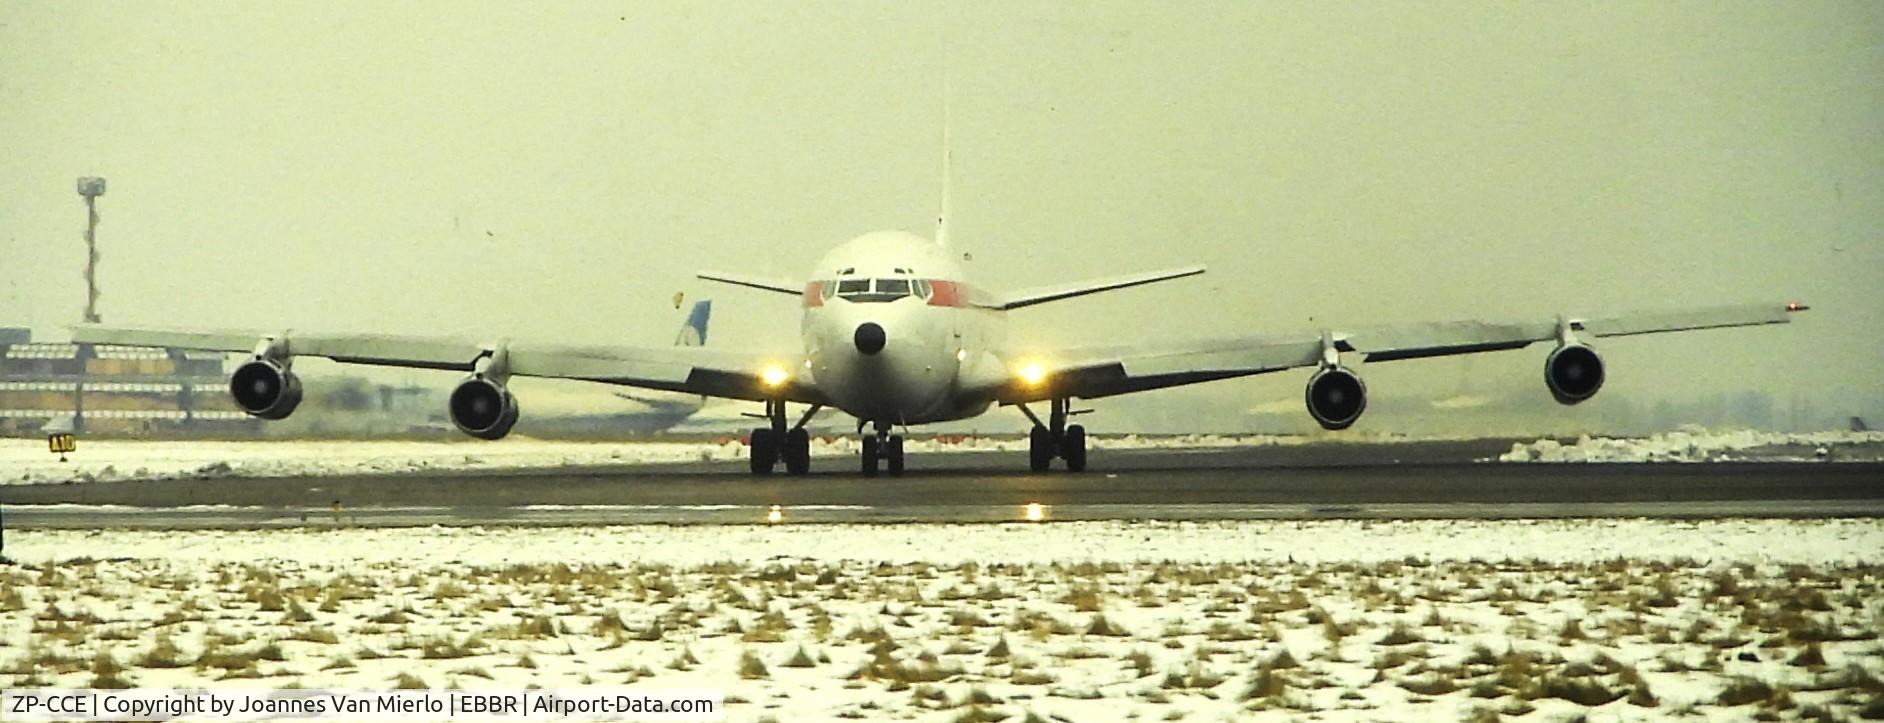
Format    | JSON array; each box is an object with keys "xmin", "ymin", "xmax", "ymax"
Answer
[
  {"xmin": 990, "ymin": 301, "xmax": 1805, "ymax": 403},
  {"xmin": 994, "ymin": 265, "xmax": 1206, "ymax": 310},
  {"xmin": 69, "ymin": 325, "xmax": 824, "ymax": 405}
]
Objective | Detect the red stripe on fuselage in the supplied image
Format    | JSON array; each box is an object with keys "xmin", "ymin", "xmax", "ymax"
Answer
[{"xmin": 928, "ymin": 280, "xmax": 965, "ymax": 307}]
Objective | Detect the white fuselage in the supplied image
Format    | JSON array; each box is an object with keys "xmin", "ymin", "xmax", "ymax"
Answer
[{"xmin": 800, "ymin": 231, "xmax": 1009, "ymax": 425}]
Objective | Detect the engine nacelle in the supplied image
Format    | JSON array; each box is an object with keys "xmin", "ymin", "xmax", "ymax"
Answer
[
  {"xmin": 449, "ymin": 376, "xmax": 519, "ymax": 440},
  {"xmin": 229, "ymin": 359, "xmax": 303, "ymax": 420},
  {"xmin": 1545, "ymin": 343, "xmax": 1605, "ymax": 405},
  {"xmin": 1305, "ymin": 366, "xmax": 1367, "ymax": 431}
]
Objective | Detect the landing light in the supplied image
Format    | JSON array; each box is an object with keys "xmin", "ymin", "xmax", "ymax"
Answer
[
  {"xmin": 761, "ymin": 365, "xmax": 790, "ymax": 388},
  {"xmin": 1786, "ymin": 302, "xmax": 1810, "ymax": 312},
  {"xmin": 767, "ymin": 505, "xmax": 784, "ymax": 524},
  {"xmin": 1017, "ymin": 362, "xmax": 1048, "ymax": 387},
  {"xmin": 1024, "ymin": 502, "xmax": 1046, "ymax": 522}
]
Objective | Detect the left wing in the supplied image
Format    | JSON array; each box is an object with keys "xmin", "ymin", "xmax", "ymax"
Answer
[
  {"xmin": 988, "ymin": 302, "xmax": 1806, "ymax": 403},
  {"xmin": 69, "ymin": 325, "xmax": 823, "ymax": 404},
  {"xmin": 994, "ymin": 265, "xmax": 1205, "ymax": 310}
]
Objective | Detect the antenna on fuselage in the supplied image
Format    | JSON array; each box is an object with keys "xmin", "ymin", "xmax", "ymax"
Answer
[{"xmin": 936, "ymin": 56, "xmax": 954, "ymax": 250}]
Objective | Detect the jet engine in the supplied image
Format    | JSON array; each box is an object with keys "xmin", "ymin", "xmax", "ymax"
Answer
[
  {"xmin": 229, "ymin": 359, "xmax": 303, "ymax": 420},
  {"xmin": 1305, "ymin": 366, "xmax": 1367, "ymax": 430},
  {"xmin": 449, "ymin": 376, "xmax": 519, "ymax": 440},
  {"xmin": 1544, "ymin": 343, "xmax": 1605, "ymax": 405}
]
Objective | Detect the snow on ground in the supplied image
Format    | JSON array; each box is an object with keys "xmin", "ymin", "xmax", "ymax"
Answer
[
  {"xmin": 1497, "ymin": 428, "xmax": 1884, "ymax": 463},
  {"xmin": 4, "ymin": 520, "xmax": 1882, "ymax": 721},
  {"xmin": 0, "ymin": 434, "xmax": 1325, "ymax": 486}
]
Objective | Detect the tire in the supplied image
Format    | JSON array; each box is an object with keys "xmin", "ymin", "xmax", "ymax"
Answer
[
  {"xmin": 887, "ymin": 435, "xmax": 905, "ymax": 477},
  {"xmin": 861, "ymin": 435, "xmax": 880, "ymax": 477},
  {"xmin": 1063, "ymin": 424, "xmax": 1087, "ymax": 472},
  {"xmin": 784, "ymin": 428, "xmax": 810, "ymax": 475},
  {"xmin": 1028, "ymin": 426, "xmax": 1053, "ymax": 472},
  {"xmin": 750, "ymin": 428, "xmax": 776, "ymax": 475}
]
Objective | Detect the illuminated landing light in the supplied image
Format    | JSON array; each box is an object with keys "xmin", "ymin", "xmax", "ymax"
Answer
[
  {"xmin": 1786, "ymin": 302, "xmax": 1810, "ymax": 312},
  {"xmin": 1024, "ymin": 502, "xmax": 1046, "ymax": 522},
  {"xmin": 1017, "ymin": 362, "xmax": 1048, "ymax": 387},
  {"xmin": 767, "ymin": 505, "xmax": 783, "ymax": 524},
  {"xmin": 761, "ymin": 365, "xmax": 790, "ymax": 388},
  {"xmin": 956, "ymin": 349, "xmax": 967, "ymax": 362}
]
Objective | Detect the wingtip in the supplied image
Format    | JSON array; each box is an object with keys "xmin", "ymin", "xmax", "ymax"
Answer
[{"xmin": 1785, "ymin": 301, "xmax": 1810, "ymax": 312}]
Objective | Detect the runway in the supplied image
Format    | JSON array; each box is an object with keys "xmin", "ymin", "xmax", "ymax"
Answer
[{"xmin": 3, "ymin": 440, "xmax": 1880, "ymax": 528}]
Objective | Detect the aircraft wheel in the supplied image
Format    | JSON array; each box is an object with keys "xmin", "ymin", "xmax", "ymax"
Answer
[
  {"xmin": 1063, "ymin": 424, "xmax": 1087, "ymax": 472},
  {"xmin": 861, "ymin": 435, "xmax": 880, "ymax": 477},
  {"xmin": 784, "ymin": 428, "xmax": 811, "ymax": 475},
  {"xmin": 749, "ymin": 428, "xmax": 776, "ymax": 475},
  {"xmin": 887, "ymin": 435, "xmax": 905, "ymax": 477},
  {"xmin": 1028, "ymin": 426, "xmax": 1053, "ymax": 472}
]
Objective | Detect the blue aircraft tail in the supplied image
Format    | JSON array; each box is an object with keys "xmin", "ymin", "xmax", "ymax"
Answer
[{"xmin": 674, "ymin": 300, "xmax": 711, "ymax": 347}]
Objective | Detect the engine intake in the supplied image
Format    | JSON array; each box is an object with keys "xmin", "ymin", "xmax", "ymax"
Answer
[
  {"xmin": 1545, "ymin": 343, "xmax": 1605, "ymax": 405},
  {"xmin": 449, "ymin": 376, "xmax": 519, "ymax": 440},
  {"xmin": 229, "ymin": 359, "xmax": 302, "ymax": 420},
  {"xmin": 1305, "ymin": 366, "xmax": 1367, "ymax": 431}
]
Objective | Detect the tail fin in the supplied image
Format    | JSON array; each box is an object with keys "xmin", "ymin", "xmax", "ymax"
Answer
[
  {"xmin": 674, "ymin": 300, "xmax": 711, "ymax": 346},
  {"xmin": 936, "ymin": 61, "xmax": 954, "ymax": 249}
]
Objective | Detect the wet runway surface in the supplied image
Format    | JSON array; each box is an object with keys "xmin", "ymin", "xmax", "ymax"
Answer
[{"xmin": 4, "ymin": 440, "xmax": 1880, "ymax": 528}]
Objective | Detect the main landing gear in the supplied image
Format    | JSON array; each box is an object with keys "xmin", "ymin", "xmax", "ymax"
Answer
[
  {"xmin": 750, "ymin": 401, "xmax": 818, "ymax": 475},
  {"xmin": 1019, "ymin": 397, "xmax": 1087, "ymax": 472},
  {"xmin": 860, "ymin": 421, "xmax": 905, "ymax": 477}
]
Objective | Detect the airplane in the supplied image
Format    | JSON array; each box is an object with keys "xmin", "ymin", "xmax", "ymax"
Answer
[{"xmin": 73, "ymin": 227, "xmax": 1807, "ymax": 476}]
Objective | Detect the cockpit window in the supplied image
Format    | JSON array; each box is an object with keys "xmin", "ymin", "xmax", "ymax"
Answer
[
  {"xmin": 875, "ymin": 279, "xmax": 911, "ymax": 295},
  {"xmin": 835, "ymin": 278, "xmax": 917, "ymax": 303}
]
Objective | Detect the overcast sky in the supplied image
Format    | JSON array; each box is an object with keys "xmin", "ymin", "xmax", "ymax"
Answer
[{"xmin": 2, "ymin": 2, "xmax": 1879, "ymax": 421}]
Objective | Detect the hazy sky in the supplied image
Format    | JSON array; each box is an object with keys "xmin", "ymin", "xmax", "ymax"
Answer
[{"xmin": 3, "ymin": 2, "xmax": 1880, "ymax": 421}]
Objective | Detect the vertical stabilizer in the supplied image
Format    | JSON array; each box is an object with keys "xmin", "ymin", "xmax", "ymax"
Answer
[
  {"xmin": 674, "ymin": 300, "xmax": 711, "ymax": 347},
  {"xmin": 936, "ymin": 61, "xmax": 954, "ymax": 249}
]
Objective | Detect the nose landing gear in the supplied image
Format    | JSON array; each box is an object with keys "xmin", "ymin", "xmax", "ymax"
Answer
[
  {"xmin": 1020, "ymin": 397, "xmax": 1088, "ymax": 472},
  {"xmin": 860, "ymin": 421, "xmax": 905, "ymax": 477}
]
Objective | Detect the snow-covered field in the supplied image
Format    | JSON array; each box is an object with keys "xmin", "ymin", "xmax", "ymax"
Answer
[
  {"xmin": 0, "ymin": 434, "xmax": 1324, "ymax": 486},
  {"xmin": 5, "ymin": 520, "xmax": 1882, "ymax": 721},
  {"xmin": 1498, "ymin": 429, "xmax": 1884, "ymax": 463}
]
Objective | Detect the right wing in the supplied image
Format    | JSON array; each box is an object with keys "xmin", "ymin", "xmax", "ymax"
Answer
[
  {"xmin": 988, "ymin": 302, "xmax": 1805, "ymax": 403},
  {"xmin": 69, "ymin": 325, "xmax": 824, "ymax": 405}
]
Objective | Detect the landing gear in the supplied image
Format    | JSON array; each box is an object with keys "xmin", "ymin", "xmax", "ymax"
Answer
[
  {"xmin": 749, "ymin": 428, "xmax": 777, "ymax": 475},
  {"xmin": 1020, "ymin": 397, "xmax": 1089, "ymax": 472},
  {"xmin": 1063, "ymin": 424, "xmax": 1087, "ymax": 472},
  {"xmin": 1029, "ymin": 425, "xmax": 1052, "ymax": 472},
  {"xmin": 784, "ymin": 428, "xmax": 810, "ymax": 475},
  {"xmin": 861, "ymin": 435, "xmax": 879, "ymax": 476},
  {"xmin": 750, "ymin": 400, "xmax": 817, "ymax": 476},
  {"xmin": 860, "ymin": 422, "xmax": 905, "ymax": 477}
]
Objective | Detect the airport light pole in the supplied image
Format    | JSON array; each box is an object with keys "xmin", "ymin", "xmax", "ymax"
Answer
[{"xmin": 77, "ymin": 177, "xmax": 106, "ymax": 324}]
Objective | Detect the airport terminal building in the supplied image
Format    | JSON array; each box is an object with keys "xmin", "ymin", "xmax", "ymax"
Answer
[{"xmin": 0, "ymin": 327, "xmax": 257, "ymax": 437}]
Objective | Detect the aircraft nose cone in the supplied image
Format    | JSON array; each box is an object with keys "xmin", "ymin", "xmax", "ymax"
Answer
[{"xmin": 854, "ymin": 322, "xmax": 886, "ymax": 355}]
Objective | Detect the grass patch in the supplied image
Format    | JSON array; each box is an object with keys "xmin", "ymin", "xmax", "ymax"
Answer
[
  {"xmin": 780, "ymin": 645, "xmax": 817, "ymax": 669},
  {"xmin": 739, "ymin": 649, "xmax": 769, "ymax": 679}
]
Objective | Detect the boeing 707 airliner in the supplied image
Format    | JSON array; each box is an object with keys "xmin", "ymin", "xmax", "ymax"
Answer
[{"xmin": 74, "ymin": 226, "xmax": 1806, "ymax": 476}]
